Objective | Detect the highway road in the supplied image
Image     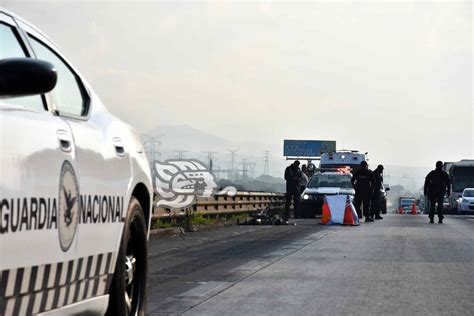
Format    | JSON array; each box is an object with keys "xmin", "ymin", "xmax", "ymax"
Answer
[{"xmin": 147, "ymin": 215, "xmax": 474, "ymax": 315}]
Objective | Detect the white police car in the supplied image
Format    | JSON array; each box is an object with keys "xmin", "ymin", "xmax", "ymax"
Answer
[
  {"xmin": 300, "ymin": 171, "xmax": 355, "ymax": 218},
  {"xmin": 0, "ymin": 9, "xmax": 152, "ymax": 315}
]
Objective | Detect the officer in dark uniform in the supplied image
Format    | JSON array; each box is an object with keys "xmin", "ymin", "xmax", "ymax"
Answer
[
  {"xmin": 351, "ymin": 161, "xmax": 376, "ymax": 222},
  {"xmin": 424, "ymin": 161, "xmax": 450, "ymax": 224},
  {"xmin": 371, "ymin": 164, "xmax": 384, "ymax": 220},
  {"xmin": 284, "ymin": 160, "xmax": 302, "ymax": 221}
]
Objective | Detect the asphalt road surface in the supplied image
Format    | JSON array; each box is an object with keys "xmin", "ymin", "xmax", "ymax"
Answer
[{"xmin": 147, "ymin": 215, "xmax": 474, "ymax": 315}]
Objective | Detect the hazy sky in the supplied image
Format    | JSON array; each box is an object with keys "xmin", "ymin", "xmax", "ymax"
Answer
[{"xmin": 4, "ymin": 0, "xmax": 473, "ymax": 169}]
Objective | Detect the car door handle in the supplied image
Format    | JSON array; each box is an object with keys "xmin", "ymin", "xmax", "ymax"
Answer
[
  {"xmin": 57, "ymin": 130, "xmax": 72, "ymax": 152},
  {"xmin": 113, "ymin": 137, "xmax": 126, "ymax": 157}
]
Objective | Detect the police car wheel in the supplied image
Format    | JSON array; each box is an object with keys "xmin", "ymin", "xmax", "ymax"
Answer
[{"xmin": 107, "ymin": 197, "xmax": 148, "ymax": 316}]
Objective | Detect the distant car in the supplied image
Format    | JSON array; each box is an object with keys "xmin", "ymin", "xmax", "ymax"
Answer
[
  {"xmin": 398, "ymin": 197, "xmax": 417, "ymax": 214},
  {"xmin": 0, "ymin": 9, "xmax": 152, "ymax": 315},
  {"xmin": 300, "ymin": 171, "xmax": 354, "ymax": 218},
  {"xmin": 457, "ymin": 188, "xmax": 474, "ymax": 212}
]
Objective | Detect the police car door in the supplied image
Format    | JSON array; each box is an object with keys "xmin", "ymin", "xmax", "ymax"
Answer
[
  {"xmin": 1, "ymin": 15, "xmax": 81, "ymax": 314},
  {"xmin": 18, "ymin": 22, "xmax": 129, "ymax": 297}
]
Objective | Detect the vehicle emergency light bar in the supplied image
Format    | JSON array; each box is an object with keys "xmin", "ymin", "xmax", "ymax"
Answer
[{"xmin": 315, "ymin": 167, "xmax": 353, "ymax": 174}]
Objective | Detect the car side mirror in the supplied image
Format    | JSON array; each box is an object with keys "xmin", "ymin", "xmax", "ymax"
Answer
[{"xmin": 0, "ymin": 58, "xmax": 57, "ymax": 99}]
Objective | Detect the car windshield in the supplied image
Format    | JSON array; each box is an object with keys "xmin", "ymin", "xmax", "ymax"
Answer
[
  {"xmin": 464, "ymin": 190, "xmax": 474, "ymax": 197},
  {"xmin": 401, "ymin": 199, "xmax": 414, "ymax": 205},
  {"xmin": 308, "ymin": 173, "xmax": 352, "ymax": 188}
]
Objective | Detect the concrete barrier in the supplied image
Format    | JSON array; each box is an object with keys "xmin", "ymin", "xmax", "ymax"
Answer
[{"xmin": 153, "ymin": 192, "xmax": 286, "ymax": 219}]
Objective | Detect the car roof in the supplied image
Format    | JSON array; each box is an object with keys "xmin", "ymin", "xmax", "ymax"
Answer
[
  {"xmin": 452, "ymin": 160, "xmax": 474, "ymax": 167},
  {"xmin": 1, "ymin": 7, "xmax": 58, "ymax": 49}
]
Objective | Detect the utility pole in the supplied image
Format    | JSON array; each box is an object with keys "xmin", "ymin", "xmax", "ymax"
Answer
[
  {"xmin": 227, "ymin": 149, "xmax": 239, "ymax": 181},
  {"xmin": 263, "ymin": 150, "xmax": 270, "ymax": 176},
  {"xmin": 173, "ymin": 150, "xmax": 188, "ymax": 161}
]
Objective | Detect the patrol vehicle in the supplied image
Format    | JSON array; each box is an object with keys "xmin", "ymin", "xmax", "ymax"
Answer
[
  {"xmin": 0, "ymin": 9, "xmax": 153, "ymax": 315},
  {"xmin": 300, "ymin": 171, "xmax": 355, "ymax": 218}
]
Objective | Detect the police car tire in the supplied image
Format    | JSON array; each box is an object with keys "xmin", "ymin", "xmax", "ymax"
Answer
[{"xmin": 106, "ymin": 197, "xmax": 148, "ymax": 316}]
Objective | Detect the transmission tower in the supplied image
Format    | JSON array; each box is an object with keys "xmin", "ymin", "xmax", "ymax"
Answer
[
  {"xmin": 263, "ymin": 150, "xmax": 270, "ymax": 176},
  {"xmin": 173, "ymin": 150, "xmax": 187, "ymax": 161},
  {"xmin": 201, "ymin": 151, "xmax": 217, "ymax": 170},
  {"xmin": 227, "ymin": 149, "xmax": 239, "ymax": 181},
  {"xmin": 239, "ymin": 158, "xmax": 249, "ymax": 180},
  {"xmin": 141, "ymin": 134, "xmax": 164, "ymax": 162},
  {"xmin": 248, "ymin": 161, "xmax": 257, "ymax": 178}
]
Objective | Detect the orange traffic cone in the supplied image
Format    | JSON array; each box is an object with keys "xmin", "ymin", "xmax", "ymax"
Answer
[
  {"xmin": 411, "ymin": 201, "xmax": 417, "ymax": 215},
  {"xmin": 399, "ymin": 206, "xmax": 404, "ymax": 214},
  {"xmin": 343, "ymin": 200, "xmax": 355, "ymax": 225},
  {"xmin": 321, "ymin": 198, "xmax": 332, "ymax": 225}
]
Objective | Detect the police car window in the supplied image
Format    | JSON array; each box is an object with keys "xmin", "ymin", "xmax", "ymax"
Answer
[
  {"xmin": 27, "ymin": 35, "xmax": 87, "ymax": 116},
  {"xmin": 0, "ymin": 23, "xmax": 43, "ymax": 111}
]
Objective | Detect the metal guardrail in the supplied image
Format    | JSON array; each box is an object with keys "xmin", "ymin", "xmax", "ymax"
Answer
[{"xmin": 153, "ymin": 192, "xmax": 286, "ymax": 219}]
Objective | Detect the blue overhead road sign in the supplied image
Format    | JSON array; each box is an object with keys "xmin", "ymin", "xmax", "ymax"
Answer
[{"xmin": 283, "ymin": 140, "xmax": 336, "ymax": 157}]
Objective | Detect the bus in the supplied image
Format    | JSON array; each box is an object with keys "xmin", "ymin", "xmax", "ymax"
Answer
[{"xmin": 448, "ymin": 160, "xmax": 474, "ymax": 210}]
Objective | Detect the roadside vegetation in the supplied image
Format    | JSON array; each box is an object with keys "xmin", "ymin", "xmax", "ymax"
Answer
[{"xmin": 151, "ymin": 212, "xmax": 249, "ymax": 231}]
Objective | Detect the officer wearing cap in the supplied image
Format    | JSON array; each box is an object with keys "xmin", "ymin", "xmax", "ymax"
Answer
[
  {"xmin": 351, "ymin": 161, "xmax": 376, "ymax": 222},
  {"xmin": 371, "ymin": 164, "xmax": 384, "ymax": 220}
]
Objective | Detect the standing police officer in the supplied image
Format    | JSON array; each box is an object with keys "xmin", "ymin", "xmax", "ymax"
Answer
[
  {"xmin": 424, "ymin": 161, "xmax": 450, "ymax": 224},
  {"xmin": 284, "ymin": 160, "xmax": 302, "ymax": 221},
  {"xmin": 371, "ymin": 164, "xmax": 384, "ymax": 220},
  {"xmin": 351, "ymin": 161, "xmax": 376, "ymax": 222}
]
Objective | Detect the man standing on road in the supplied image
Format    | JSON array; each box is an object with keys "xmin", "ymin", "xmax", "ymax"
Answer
[
  {"xmin": 371, "ymin": 164, "xmax": 384, "ymax": 220},
  {"xmin": 351, "ymin": 161, "xmax": 376, "ymax": 222},
  {"xmin": 424, "ymin": 161, "xmax": 450, "ymax": 224},
  {"xmin": 284, "ymin": 161, "xmax": 302, "ymax": 221}
]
